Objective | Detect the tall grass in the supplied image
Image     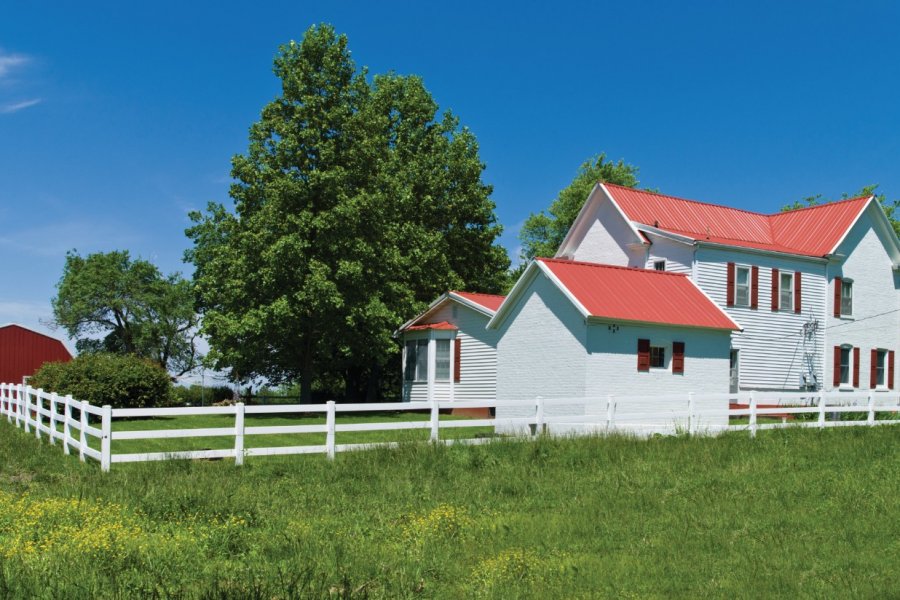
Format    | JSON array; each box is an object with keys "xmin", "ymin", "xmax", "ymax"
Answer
[{"xmin": 0, "ymin": 423, "xmax": 896, "ymax": 598}]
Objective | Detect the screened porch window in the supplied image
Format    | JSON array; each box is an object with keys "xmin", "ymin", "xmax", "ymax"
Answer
[
  {"xmin": 404, "ymin": 340, "xmax": 429, "ymax": 382},
  {"xmin": 435, "ymin": 339, "xmax": 451, "ymax": 381}
]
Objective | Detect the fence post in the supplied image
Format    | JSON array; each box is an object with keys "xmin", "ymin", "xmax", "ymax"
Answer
[
  {"xmin": 867, "ymin": 391, "xmax": 875, "ymax": 426},
  {"xmin": 687, "ymin": 392, "xmax": 695, "ymax": 436},
  {"xmin": 534, "ymin": 396, "xmax": 544, "ymax": 437},
  {"xmin": 100, "ymin": 405, "xmax": 112, "ymax": 473},
  {"xmin": 22, "ymin": 385, "xmax": 31, "ymax": 433},
  {"xmin": 749, "ymin": 391, "xmax": 757, "ymax": 439},
  {"xmin": 817, "ymin": 391, "xmax": 826, "ymax": 429},
  {"xmin": 49, "ymin": 392, "xmax": 58, "ymax": 445},
  {"xmin": 325, "ymin": 400, "xmax": 336, "ymax": 460},
  {"xmin": 62, "ymin": 395, "xmax": 72, "ymax": 456},
  {"xmin": 34, "ymin": 389, "xmax": 43, "ymax": 440},
  {"xmin": 3, "ymin": 384, "xmax": 8, "ymax": 422},
  {"xmin": 234, "ymin": 402, "xmax": 245, "ymax": 466},
  {"xmin": 79, "ymin": 401, "xmax": 89, "ymax": 462}
]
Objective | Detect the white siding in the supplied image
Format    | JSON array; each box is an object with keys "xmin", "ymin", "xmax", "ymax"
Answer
[
  {"xmin": 695, "ymin": 247, "xmax": 827, "ymax": 390},
  {"xmin": 569, "ymin": 199, "xmax": 644, "ymax": 266},
  {"xmin": 643, "ymin": 232, "xmax": 694, "ymax": 275},
  {"xmin": 826, "ymin": 207, "xmax": 900, "ymax": 392}
]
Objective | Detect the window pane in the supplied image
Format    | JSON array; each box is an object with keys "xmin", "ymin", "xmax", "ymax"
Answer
[
  {"xmin": 416, "ymin": 340, "xmax": 429, "ymax": 381},
  {"xmin": 404, "ymin": 342, "xmax": 416, "ymax": 381},
  {"xmin": 435, "ymin": 339, "xmax": 451, "ymax": 381},
  {"xmin": 841, "ymin": 281, "xmax": 852, "ymax": 315},
  {"xmin": 876, "ymin": 350, "xmax": 886, "ymax": 386},
  {"xmin": 735, "ymin": 267, "xmax": 750, "ymax": 306},
  {"xmin": 650, "ymin": 346, "xmax": 665, "ymax": 368},
  {"xmin": 840, "ymin": 347, "xmax": 850, "ymax": 384},
  {"xmin": 780, "ymin": 273, "xmax": 793, "ymax": 310}
]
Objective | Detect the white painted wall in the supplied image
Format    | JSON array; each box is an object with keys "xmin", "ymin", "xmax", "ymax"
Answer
[
  {"xmin": 401, "ymin": 300, "xmax": 500, "ymax": 402},
  {"xmin": 494, "ymin": 270, "xmax": 731, "ymax": 433},
  {"xmin": 642, "ymin": 232, "xmax": 694, "ymax": 275},
  {"xmin": 825, "ymin": 207, "xmax": 900, "ymax": 392},
  {"xmin": 695, "ymin": 246, "xmax": 827, "ymax": 391},
  {"xmin": 568, "ymin": 199, "xmax": 644, "ymax": 266}
]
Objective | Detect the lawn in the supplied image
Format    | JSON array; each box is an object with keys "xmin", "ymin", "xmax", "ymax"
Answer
[{"xmin": 0, "ymin": 421, "xmax": 897, "ymax": 598}]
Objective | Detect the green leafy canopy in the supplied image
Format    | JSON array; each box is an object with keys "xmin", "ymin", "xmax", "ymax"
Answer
[
  {"xmin": 782, "ymin": 184, "xmax": 900, "ymax": 237},
  {"xmin": 186, "ymin": 24, "xmax": 509, "ymax": 401}
]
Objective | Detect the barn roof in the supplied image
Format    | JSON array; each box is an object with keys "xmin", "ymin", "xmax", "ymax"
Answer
[
  {"xmin": 489, "ymin": 259, "xmax": 741, "ymax": 332},
  {"xmin": 601, "ymin": 183, "xmax": 872, "ymax": 258}
]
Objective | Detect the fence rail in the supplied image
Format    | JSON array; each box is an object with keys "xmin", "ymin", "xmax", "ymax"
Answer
[{"xmin": 0, "ymin": 383, "xmax": 897, "ymax": 472}]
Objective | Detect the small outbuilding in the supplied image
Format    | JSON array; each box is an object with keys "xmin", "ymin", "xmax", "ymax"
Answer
[
  {"xmin": 0, "ymin": 324, "xmax": 73, "ymax": 385},
  {"xmin": 397, "ymin": 291, "xmax": 505, "ymax": 404},
  {"xmin": 488, "ymin": 259, "xmax": 742, "ymax": 433}
]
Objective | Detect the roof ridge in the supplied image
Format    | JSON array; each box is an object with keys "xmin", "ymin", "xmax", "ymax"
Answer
[
  {"xmin": 767, "ymin": 194, "xmax": 871, "ymax": 217},
  {"xmin": 602, "ymin": 182, "xmax": 770, "ymax": 218},
  {"xmin": 537, "ymin": 257, "xmax": 689, "ymax": 277}
]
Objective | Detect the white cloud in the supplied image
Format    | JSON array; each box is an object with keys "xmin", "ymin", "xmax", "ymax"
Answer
[
  {"xmin": 0, "ymin": 52, "xmax": 29, "ymax": 80},
  {"xmin": 0, "ymin": 98, "xmax": 41, "ymax": 114}
]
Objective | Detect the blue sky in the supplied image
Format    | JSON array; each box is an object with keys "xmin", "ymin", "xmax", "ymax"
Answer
[{"xmin": 2, "ymin": 1, "xmax": 899, "ymax": 354}]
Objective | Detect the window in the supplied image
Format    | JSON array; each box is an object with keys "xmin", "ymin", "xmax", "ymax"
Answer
[
  {"xmin": 839, "ymin": 346, "xmax": 851, "ymax": 386},
  {"xmin": 650, "ymin": 346, "xmax": 666, "ymax": 369},
  {"xmin": 404, "ymin": 339, "xmax": 429, "ymax": 382},
  {"xmin": 435, "ymin": 339, "xmax": 451, "ymax": 381},
  {"xmin": 841, "ymin": 280, "xmax": 853, "ymax": 316},
  {"xmin": 874, "ymin": 349, "xmax": 887, "ymax": 388},
  {"xmin": 779, "ymin": 271, "xmax": 793, "ymax": 311},
  {"xmin": 735, "ymin": 266, "xmax": 751, "ymax": 306},
  {"xmin": 653, "ymin": 260, "xmax": 666, "ymax": 271}
]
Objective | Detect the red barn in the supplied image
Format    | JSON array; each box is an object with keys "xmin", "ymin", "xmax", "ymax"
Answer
[{"xmin": 0, "ymin": 324, "xmax": 73, "ymax": 384}]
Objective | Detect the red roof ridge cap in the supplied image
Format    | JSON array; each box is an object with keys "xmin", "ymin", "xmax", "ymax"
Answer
[
  {"xmin": 767, "ymin": 194, "xmax": 872, "ymax": 217},
  {"xmin": 601, "ymin": 182, "xmax": 769, "ymax": 218},
  {"xmin": 537, "ymin": 257, "xmax": 689, "ymax": 277}
]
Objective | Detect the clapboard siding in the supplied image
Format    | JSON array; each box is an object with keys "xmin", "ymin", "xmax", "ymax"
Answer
[
  {"xmin": 826, "ymin": 207, "xmax": 900, "ymax": 391},
  {"xmin": 695, "ymin": 247, "xmax": 827, "ymax": 390},
  {"xmin": 643, "ymin": 233, "xmax": 693, "ymax": 275},
  {"xmin": 429, "ymin": 303, "xmax": 500, "ymax": 402}
]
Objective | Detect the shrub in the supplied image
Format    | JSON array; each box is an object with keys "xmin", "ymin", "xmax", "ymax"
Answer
[
  {"xmin": 171, "ymin": 385, "xmax": 234, "ymax": 406},
  {"xmin": 30, "ymin": 353, "xmax": 173, "ymax": 409}
]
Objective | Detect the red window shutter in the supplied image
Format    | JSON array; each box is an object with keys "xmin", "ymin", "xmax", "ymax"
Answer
[
  {"xmin": 672, "ymin": 342, "xmax": 685, "ymax": 374},
  {"xmin": 794, "ymin": 272, "xmax": 802, "ymax": 313},
  {"xmin": 870, "ymin": 349, "xmax": 878, "ymax": 389},
  {"xmin": 832, "ymin": 346, "xmax": 841, "ymax": 387},
  {"xmin": 771, "ymin": 268, "xmax": 779, "ymax": 311},
  {"xmin": 833, "ymin": 277, "xmax": 842, "ymax": 317},
  {"xmin": 454, "ymin": 338, "xmax": 461, "ymax": 383},
  {"xmin": 853, "ymin": 347, "xmax": 860, "ymax": 388},
  {"xmin": 889, "ymin": 351, "xmax": 895, "ymax": 390},
  {"xmin": 637, "ymin": 339, "xmax": 650, "ymax": 372},
  {"xmin": 751, "ymin": 266, "xmax": 759, "ymax": 309},
  {"xmin": 726, "ymin": 262, "xmax": 735, "ymax": 306}
]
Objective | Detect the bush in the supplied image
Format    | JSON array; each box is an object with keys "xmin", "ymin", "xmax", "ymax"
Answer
[
  {"xmin": 30, "ymin": 353, "xmax": 173, "ymax": 409},
  {"xmin": 171, "ymin": 385, "xmax": 234, "ymax": 406}
]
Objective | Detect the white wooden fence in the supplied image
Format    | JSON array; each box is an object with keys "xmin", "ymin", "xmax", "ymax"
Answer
[{"xmin": 0, "ymin": 383, "xmax": 897, "ymax": 472}]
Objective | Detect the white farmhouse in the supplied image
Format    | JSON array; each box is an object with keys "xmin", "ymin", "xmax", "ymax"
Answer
[
  {"xmin": 397, "ymin": 291, "xmax": 505, "ymax": 404},
  {"xmin": 487, "ymin": 258, "xmax": 740, "ymax": 432},
  {"xmin": 556, "ymin": 183, "xmax": 899, "ymax": 394}
]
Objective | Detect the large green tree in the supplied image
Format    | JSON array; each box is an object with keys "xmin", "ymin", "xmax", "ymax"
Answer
[
  {"xmin": 52, "ymin": 250, "xmax": 200, "ymax": 376},
  {"xmin": 518, "ymin": 153, "xmax": 639, "ymax": 262},
  {"xmin": 782, "ymin": 184, "xmax": 900, "ymax": 237},
  {"xmin": 186, "ymin": 25, "xmax": 508, "ymax": 402}
]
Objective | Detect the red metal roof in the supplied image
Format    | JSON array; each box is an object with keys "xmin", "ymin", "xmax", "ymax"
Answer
[
  {"xmin": 451, "ymin": 291, "xmax": 506, "ymax": 313},
  {"xmin": 403, "ymin": 321, "xmax": 459, "ymax": 332},
  {"xmin": 538, "ymin": 259, "xmax": 740, "ymax": 331},
  {"xmin": 0, "ymin": 324, "xmax": 73, "ymax": 384},
  {"xmin": 603, "ymin": 183, "xmax": 870, "ymax": 257}
]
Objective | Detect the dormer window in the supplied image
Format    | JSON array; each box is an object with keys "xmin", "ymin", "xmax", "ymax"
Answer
[{"xmin": 653, "ymin": 260, "xmax": 666, "ymax": 271}]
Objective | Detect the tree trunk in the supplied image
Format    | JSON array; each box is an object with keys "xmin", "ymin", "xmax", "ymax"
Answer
[
  {"xmin": 366, "ymin": 365, "xmax": 380, "ymax": 403},
  {"xmin": 300, "ymin": 356, "xmax": 313, "ymax": 404}
]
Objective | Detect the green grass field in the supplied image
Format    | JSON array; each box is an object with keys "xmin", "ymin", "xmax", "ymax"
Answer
[{"xmin": 0, "ymin": 420, "xmax": 897, "ymax": 598}]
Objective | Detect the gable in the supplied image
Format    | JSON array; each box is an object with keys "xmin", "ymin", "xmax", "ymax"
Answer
[{"xmin": 556, "ymin": 184, "xmax": 646, "ymax": 264}]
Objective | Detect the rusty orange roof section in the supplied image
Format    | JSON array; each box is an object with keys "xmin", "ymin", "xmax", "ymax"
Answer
[
  {"xmin": 402, "ymin": 321, "xmax": 459, "ymax": 332},
  {"xmin": 603, "ymin": 183, "xmax": 871, "ymax": 257},
  {"xmin": 451, "ymin": 291, "xmax": 506, "ymax": 313},
  {"xmin": 538, "ymin": 258, "xmax": 740, "ymax": 331}
]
